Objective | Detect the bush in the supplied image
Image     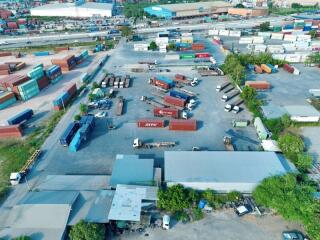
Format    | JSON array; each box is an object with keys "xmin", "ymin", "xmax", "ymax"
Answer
[
  {"xmin": 278, "ymin": 133, "xmax": 304, "ymax": 160},
  {"xmin": 192, "ymin": 207, "xmax": 204, "ymax": 221},
  {"xmin": 259, "ymin": 21, "xmax": 271, "ymax": 32},
  {"xmin": 175, "ymin": 211, "xmax": 190, "ymax": 223},
  {"xmin": 226, "ymin": 191, "xmax": 241, "ymax": 202},
  {"xmin": 69, "ymin": 220, "xmax": 105, "ymax": 240},
  {"xmin": 148, "ymin": 41, "xmax": 158, "ymax": 51},
  {"xmin": 295, "ymin": 153, "xmax": 313, "ymax": 172},
  {"xmin": 79, "ymin": 103, "xmax": 88, "ymax": 115},
  {"xmin": 74, "ymin": 114, "xmax": 81, "ymax": 121},
  {"xmin": 12, "ymin": 236, "xmax": 31, "ymax": 240}
]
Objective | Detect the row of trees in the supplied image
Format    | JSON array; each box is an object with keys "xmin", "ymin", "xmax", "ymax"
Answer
[
  {"xmin": 157, "ymin": 185, "xmax": 241, "ymax": 222},
  {"xmin": 253, "ymin": 174, "xmax": 320, "ymax": 240}
]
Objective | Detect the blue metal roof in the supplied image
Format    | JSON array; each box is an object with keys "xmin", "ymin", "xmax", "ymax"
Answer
[
  {"xmin": 144, "ymin": 6, "xmax": 174, "ymax": 19},
  {"xmin": 110, "ymin": 155, "xmax": 154, "ymax": 187}
]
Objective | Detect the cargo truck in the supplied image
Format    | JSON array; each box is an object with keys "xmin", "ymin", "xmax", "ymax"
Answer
[
  {"xmin": 59, "ymin": 122, "xmax": 80, "ymax": 146},
  {"xmin": 216, "ymin": 82, "xmax": 230, "ymax": 92},
  {"xmin": 141, "ymin": 96, "xmax": 165, "ymax": 108},
  {"xmin": 154, "ymin": 107, "xmax": 188, "ymax": 119},
  {"xmin": 116, "ymin": 96, "xmax": 124, "ymax": 116},
  {"xmin": 224, "ymin": 98, "xmax": 244, "ymax": 113},
  {"xmin": 10, "ymin": 149, "xmax": 41, "ymax": 185},
  {"xmin": 133, "ymin": 138, "xmax": 176, "ymax": 149},
  {"xmin": 221, "ymin": 90, "xmax": 239, "ymax": 102}
]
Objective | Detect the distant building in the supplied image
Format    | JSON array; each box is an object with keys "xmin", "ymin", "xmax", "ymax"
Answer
[
  {"xmin": 284, "ymin": 105, "xmax": 320, "ymax": 122},
  {"xmin": 144, "ymin": 1, "xmax": 232, "ymax": 19},
  {"xmin": 273, "ymin": 0, "xmax": 320, "ymax": 7},
  {"xmin": 164, "ymin": 151, "xmax": 296, "ymax": 193},
  {"xmin": 228, "ymin": 7, "xmax": 268, "ymax": 17},
  {"xmin": 30, "ymin": 1, "xmax": 114, "ymax": 18}
]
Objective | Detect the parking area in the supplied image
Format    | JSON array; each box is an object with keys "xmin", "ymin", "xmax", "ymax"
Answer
[
  {"xmin": 0, "ymin": 50, "xmax": 106, "ymax": 125},
  {"xmin": 302, "ymin": 127, "xmax": 320, "ymax": 163},
  {"xmin": 114, "ymin": 210, "xmax": 304, "ymax": 240},
  {"xmin": 38, "ymin": 37, "xmax": 260, "ymax": 176}
]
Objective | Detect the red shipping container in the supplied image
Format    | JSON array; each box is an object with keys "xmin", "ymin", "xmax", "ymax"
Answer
[
  {"xmin": 154, "ymin": 107, "xmax": 179, "ymax": 118},
  {"xmin": 37, "ymin": 76, "xmax": 50, "ymax": 90},
  {"xmin": 0, "ymin": 64, "xmax": 10, "ymax": 70},
  {"xmin": 53, "ymin": 105, "xmax": 62, "ymax": 111},
  {"xmin": 195, "ymin": 52, "xmax": 211, "ymax": 58},
  {"xmin": 245, "ymin": 81, "xmax": 270, "ymax": 90},
  {"xmin": 0, "ymin": 52, "xmax": 12, "ymax": 57},
  {"xmin": 192, "ymin": 43, "xmax": 205, "ymax": 50},
  {"xmin": 17, "ymin": 18, "xmax": 26, "ymax": 25},
  {"xmin": 175, "ymin": 74, "xmax": 186, "ymax": 80},
  {"xmin": 152, "ymin": 79, "xmax": 170, "ymax": 90},
  {"xmin": 164, "ymin": 95, "xmax": 186, "ymax": 107},
  {"xmin": 0, "ymin": 74, "xmax": 29, "ymax": 89},
  {"xmin": 65, "ymin": 83, "xmax": 77, "ymax": 97},
  {"xmin": 0, "ymin": 125, "xmax": 23, "ymax": 138},
  {"xmin": 254, "ymin": 65, "xmax": 263, "ymax": 74},
  {"xmin": 212, "ymin": 39, "xmax": 221, "ymax": 45},
  {"xmin": 0, "ymin": 70, "xmax": 10, "ymax": 75},
  {"xmin": 283, "ymin": 63, "xmax": 294, "ymax": 74},
  {"xmin": 7, "ymin": 22, "xmax": 18, "ymax": 29},
  {"xmin": 169, "ymin": 120, "xmax": 197, "ymax": 131},
  {"xmin": 0, "ymin": 92, "xmax": 15, "ymax": 104},
  {"xmin": 137, "ymin": 119, "xmax": 165, "ymax": 128}
]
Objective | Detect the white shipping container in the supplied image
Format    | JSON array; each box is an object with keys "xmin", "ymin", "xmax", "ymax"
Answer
[
  {"xmin": 181, "ymin": 32, "xmax": 192, "ymax": 37},
  {"xmin": 285, "ymin": 54, "xmax": 302, "ymax": 63},
  {"xmin": 283, "ymin": 34, "xmax": 297, "ymax": 42},
  {"xmin": 297, "ymin": 35, "xmax": 311, "ymax": 41},
  {"xmin": 253, "ymin": 39, "xmax": 264, "ymax": 44},
  {"xmin": 134, "ymin": 43, "xmax": 149, "ymax": 48},
  {"xmin": 208, "ymin": 29, "xmax": 219, "ymax": 35},
  {"xmin": 239, "ymin": 37, "xmax": 253, "ymax": 44},
  {"xmin": 229, "ymin": 30, "xmax": 241, "ymax": 37},
  {"xmin": 291, "ymin": 30, "xmax": 304, "ymax": 36},
  {"xmin": 271, "ymin": 33, "xmax": 284, "ymax": 40},
  {"xmin": 219, "ymin": 30, "xmax": 230, "ymax": 36},
  {"xmin": 180, "ymin": 36, "xmax": 193, "ymax": 43},
  {"xmin": 258, "ymin": 32, "xmax": 271, "ymax": 38},
  {"xmin": 293, "ymin": 66, "xmax": 300, "ymax": 75},
  {"xmin": 159, "ymin": 49, "xmax": 167, "ymax": 53},
  {"xmin": 155, "ymin": 37, "xmax": 168, "ymax": 45},
  {"xmin": 282, "ymin": 43, "xmax": 296, "ymax": 52},
  {"xmin": 254, "ymin": 44, "xmax": 267, "ymax": 52},
  {"xmin": 272, "ymin": 54, "xmax": 286, "ymax": 61},
  {"xmin": 165, "ymin": 54, "xmax": 180, "ymax": 60}
]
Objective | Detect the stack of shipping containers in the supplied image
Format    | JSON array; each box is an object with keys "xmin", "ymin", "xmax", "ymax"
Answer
[
  {"xmin": 52, "ymin": 83, "xmax": 77, "ymax": 111},
  {"xmin": 45, "ymin": 65, "xmax": 63, "ymax": 84},
  {"xmin": 0, "ymin": 92, "xmax": 16, "ymax": 110},
  {"xmin": 51, "ymin": 55, "xmax": 76, "ymax": 71}
]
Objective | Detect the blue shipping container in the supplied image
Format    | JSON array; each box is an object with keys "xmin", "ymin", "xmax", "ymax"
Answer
[
  {"xmin": 156, "ymin": 76, "xmax": 174, "ymax": 87},
  {"xmin": 79, "ymin": 115, "xmax": 95, "ymax": 130},
  {"xmin": 247, "ymin": 64, "xmax": 255, "ymax": 71},
  {"xmin": 69, "ymin": 130, "xmax": 82, "ymax": 152},
  {"xmin": 59, "ymin": 122, "xmax": 80, "ymax": 146},
  {"xmin": 169, "ymin": 90, "xmax": 190, "ymax": 100},
  {"xmin": 266, "ymin": 64, "xmax": 278, "ymax": 73},
  {"xmin": 7, "ymin": 108, "xmax": 33, "ymax": 125},
  {"xmin": 53, "ymin": 91, "xmax": 70, "ymax": 107},
  {"xmin": 79, "ymin": 123, "xmax": 91, "ymax": 141},
  {"xmin": 33, "ymin": 51, "xmax": 50, "ymax": 56}
]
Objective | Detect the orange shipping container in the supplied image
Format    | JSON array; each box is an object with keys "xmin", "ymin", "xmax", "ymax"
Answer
[
  {"xmin": 260, "ymin": 64, "xmax": 272, "ymax": 74},
  {"xmin": 254, "ymin": 64, "xmax": 263, "ymax": 74},
  {"xmin": 245, "ymin": 81, "xmax": 270, "ymax": 90}
]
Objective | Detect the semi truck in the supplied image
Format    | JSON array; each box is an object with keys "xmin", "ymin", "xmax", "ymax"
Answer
[
  {"xmin": 223, "ymin": 136, "xmax": 234, "ymax": 151},
  {"xmin": 133, "ymin": 138, "xmax": 176, "ymax": 149},
  {"xmin": 216, "ymin": 82, "xmax": 230, "ymax": 92},
  {"xmin": 154, "ymin": 107, "xmax": 188, "ymax": 119},
  {"xmin": 224, "ymin": 98, "xmax": 244, "ymax": 113},
  {"xmin": 10, "ymin": 149, "xmax": 42, "ymax": 185},
  {"xmin": 221, "ymin": 90, "xmax": 240, "ymax": 102}
]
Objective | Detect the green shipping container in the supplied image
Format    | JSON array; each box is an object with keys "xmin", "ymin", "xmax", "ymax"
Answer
[
  {"xmin": 18, "ymin": 79, "xmax": 40, "ymax": 101},
  {"xmin": 180, "ymin": 53, "xmax": 195, "ymax": 59},
  {"xmin": 27, "ymin": 66, "xmax": 44, "ymax": 80},
  {"xmin": 273, "ymin": 26, "xmax": 282, "ymax": 32},
  {"xmin": 232, "ymin": 119, "xmax": 249, "ymax": 128},
  {"xmin": 0, "ymin": 97, "xmax": 16, "ymax": 110},
  {"xmin": 19, "ymin": 24, "xmax": 26, "ymax": 29}
]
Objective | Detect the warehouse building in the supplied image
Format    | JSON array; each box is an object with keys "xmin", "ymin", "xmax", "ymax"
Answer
[
  {"xmin": 144, "ymin": 1, "xmax": 232, "ymax": 19},
  {"xmin": 284, "ymin": 105, "xmax": 320, "ymax": 122},
  {"xmin": 228, "ymin": 7, "xmax": 268, "ymax": 17},
  {"xmin": 273, "ymin": 0, "xmax": 320, "ymax": 7},
  {"xmin": 30, "ymin": 1, "xmax": 114, "ymax": 18},
  {"xmin": 164, "ymin": 151, "xmax": 295, "ymax": 193}
]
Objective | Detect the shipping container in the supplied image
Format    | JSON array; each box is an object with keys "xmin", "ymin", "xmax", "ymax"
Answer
[
  {"xmin": 65, "ymin": 83, "xmax": 77, "ymax": 97},
  {"xmin": 283, "ymin": 63, "xmax": 294, "ymax": 74},
  {"xmin": 195, "ymin": 52, "xmax": 211, "ymax": 58},
  {"xmin": 53, "ymin": 91, "xmax": 70, "ymax": 108},
  {"xmin": 154, "ymin": 107, "xmax": 179, "ymax": 118},
  {"xmin": 0, "ymin": 52, "xmax": 12, "ymax": 57},
  {"xmin": 69, "ymin": 130, "xmax": 82, "ymax": 152},
  {"xmin": 18, "ymin": 79, "xmax": 40, "ymax": 101},
  {"xmin": 28, "ymin": 66, "xmax": 44, "ymax": 80},
  {"xmin": 137, "ymin": 119, "xmax": 165, "ymax": 128},
  {"xmin": 175, "ymin": 74, "xmax": 186, "ymax": 81},
  {"xmin": 0, "ymin": 125, "xmax": 23, "ymax": 138},
  {"xmin": 191, "ymin": 43, "xmax": 205, "ymax": 50},
  {"xmin": 59, "ymin": 122, "xmax": 80, "ymax": 146},
  {"xmin": 7, "ymin": 108, "xmax": 33, "ymax": 125},
  {"xmin": 33, "ymin": 51, "xmax": 50, "ymax": 56},
  {"xmin": 245, "ymin": 81, "xmax": 270, "ymax": 90},
  {"xmin": 179, "ymin": 53, "xmax": 195, "ymax": 59},
  {"xmin": 51, "ymin": 75, "xmax": 63, "ymax": 84},
  {"xmin": 169, "ymin": 119, "xmax": 197, "ymax": 131},
  {"xmin": 79, "ymin": 115, "xmax": 95, "ymax": 130},
  {"xmin": 55, "ymin": 46, "xmax": 70, "ymax": 52},
  {"xmin": 169, "ymin": 90, "xmax": 190, "ymax": 100},
  {"xmin": 254, "ymin": 64, "xmax": 263, "ymax": 74},
  {"xmin": 260, "ymin": 64, "xmax": 272, "ymax": 74},
  {"xmin": 164, "ymin": 95, "xmax": 186, "ymax": 107},
  {"xmin": 36, "ymin": 76, "xmax": 50, "ymax": 90},
  {"xmin": 0, "ymin": 93, "xmax": 16, "ymax": 110}
]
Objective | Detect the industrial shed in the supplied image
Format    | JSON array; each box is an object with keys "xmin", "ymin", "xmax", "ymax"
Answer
[
  {"xmin": 30, "ymin": 2, "xmax": 114, "ymax": 18},
  {"xmin": 144, "ymin": 1, "xmax": 232, "ymax": 19},
  {"xmin": 164, "ymin": 151, "xmax": 295, "ymax": 193},
  {"xmin": 284, "ymin": 105, "xmax": 320, "ymax": 122}
]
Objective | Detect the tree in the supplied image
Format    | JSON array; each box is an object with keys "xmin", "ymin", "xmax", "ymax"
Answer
[
  {"xmin": 291, "ymin": 3, "xmax": 302, "ymax": 8},
  {"xmin": 226, "ymin": 191, "xmax": 241, "ymax": 202},
  {"xmin": 235, "ymin": 3, "xmax": 245, "ymax": 8},
  {"xmin": 192, "ymin": 207, "xmax": 204, "ymax": 221},
  {"xmin": 167, "ymin": 42, "xmax": 177, "ymax": 51},
  {"xmin": 278, "ymin": 133, "xmax": 304, "ymax": 160},
  {"xmin": 306, "ymin": 52, "xmax": 320, "ymax": 64},
  {"xmin": 148, "ymin": 41, "xmax": 158, "ymax": 51},
  {"xmin": 157, "ymin": 185, "xmax": 192, "ymax": 212},
  {"xmin": 241, "ymin": 86, "xmax": 257, "ymax": 101},
  {"xmin": 79, "ymin": 103, "xmax": 88, "ymax": 115},
  {"xmin": 69, "ymin": 220, "xmax": 105, "ymax": 240},
  {"xmin": 13, "ymin": 237, "xmax": 31, "ymax": 240},
  {"xmin": 74, "ymin": 114, "xmax": 81, "ymax": 121},
  {"xmin": 295, "ymin": 153, "xmax": 313, "ymax": 172},
  {"xmin": 91, "ymin": 82, "xmax": 99, "ymax": 90},
  {"xmin": 309, "ymin": 29, "xmax": 317, "ymax": 39},
  {"xmin": 121, "ymin": 26, "xmax": 133, "ymax": 37},
  {"xmin": 259, "ymin": 21, "xmax": 270, "ymax": 32}
]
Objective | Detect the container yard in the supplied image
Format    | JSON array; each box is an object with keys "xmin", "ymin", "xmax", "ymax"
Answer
[{"xmin": 0, "ymin": 49, "xmax": 107, "ymax": 126}]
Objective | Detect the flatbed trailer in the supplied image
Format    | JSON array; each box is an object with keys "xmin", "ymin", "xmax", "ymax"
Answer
[
  {"xmin": 116, "ymin": 96, "xmax": 124, "ymax": 116},
  {"xmin": 133, "ymin": 138, "xmax": 176, "ymax": 149},
  {"xmin": 140, "ymin": 96, "xmax": 165, "ymax": 108}
]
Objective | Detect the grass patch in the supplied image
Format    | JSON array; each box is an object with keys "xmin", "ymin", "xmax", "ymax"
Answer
[{"xmin": 0, "ymin": 110, "xmax": 65, "ymax": 201}]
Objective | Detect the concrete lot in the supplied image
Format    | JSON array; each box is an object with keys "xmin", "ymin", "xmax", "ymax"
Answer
[
  {"xmin": 302, "ymin": 127, "xmax": 320, "ymax": 162},
  {"xmin": 115, "ymin": 210, "xmax": 304, "ymax": 240},
  {"xmin": 0, "ymin": 49, "xmax": 106, "ymax": 125},
  {"xmin": 36, "ymin": 36, "xmax": 260, "ymax": 178},
  {"xmin": 253, "ymin": 65, "xmax": 320, "ymax": 106}
]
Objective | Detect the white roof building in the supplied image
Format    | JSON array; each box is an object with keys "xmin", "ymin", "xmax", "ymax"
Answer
[{"xmin": 30, "ymin": 2, "xmax": 114, "ymax": 18}]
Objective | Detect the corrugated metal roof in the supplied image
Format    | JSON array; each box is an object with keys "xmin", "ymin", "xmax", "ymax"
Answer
[
  {"xmin": 165, "ymin": 151, "xmax": 295, "ymax": 184},
  {"xmin": 261, "ymin": 104, "xmax": 287, "ymax": 119},
  {"xmin": 284, "ymin": 105, "xmax": 320, "ymax": 117},
  {"xmin": 18, "ymin": 191, "xmax": 79, "ymax": 205},
  {"xmin": 110, "ymin": 155, "xmax": 154, "ymax": 187},
  {"xmin": 158, "ymin": 1, "xmax": 232, "ymax": 12},
  {"xmin": 31, "ymin": 2, "xmax": 113, "ymax": 11}
]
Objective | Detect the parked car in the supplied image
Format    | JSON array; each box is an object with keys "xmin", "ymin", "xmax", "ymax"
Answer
[
  {"xmin": 235, "ymin": 204, "xmax": 252, "ymax": 216},
  {"xmin": 95, "ymin": 111, "xmax": 107, "ymax": 118},
  {"xmin": 282, "ymin": 231, "xmax": 308, "ymax": 240}
]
